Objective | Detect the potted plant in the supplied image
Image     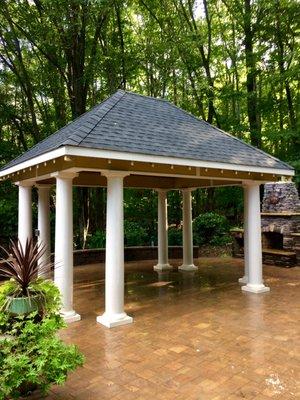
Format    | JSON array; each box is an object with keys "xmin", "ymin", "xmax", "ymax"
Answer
[
  {"xmin": 0, "ymin": 239, "xmax": 52, "ymax": 315},
  {"xmin": 0, "ymin": 239, "xmax": 84, "ymax": 398}
]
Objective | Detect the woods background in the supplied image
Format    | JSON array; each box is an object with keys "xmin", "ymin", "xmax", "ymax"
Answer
[{"xmin": 0, "ymin": 0, "xmax": 299, "ymax": 249}]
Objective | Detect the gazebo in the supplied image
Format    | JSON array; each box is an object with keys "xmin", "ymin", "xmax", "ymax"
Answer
[{"xmin": 0, "ymin": 90, "xmax": 294, "ymax": 328}]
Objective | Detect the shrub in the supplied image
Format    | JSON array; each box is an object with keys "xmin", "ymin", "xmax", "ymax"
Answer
[
  {"xmin": 193, "ymin": 212, "xmax": 231, "ymax": 246},
  {"xmin": 168, "ymin": 227, "xmax": 182, "ymax": 246},
  {"xmin": 0, "ymin": 311, "xmax": 84, "ymax": 399},
  {"xmin": 0, "ymin": 277, "xmax": 84, "ymax": 398},
  {"xmin": 86, "ymin": 229, "xmax": 106, "ymax": 249},
  {"xmin": 124, "ymin": 221, "xmax": 148, "ymax": 246}
]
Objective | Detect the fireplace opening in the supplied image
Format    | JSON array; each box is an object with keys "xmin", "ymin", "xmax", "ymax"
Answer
[{"xmin": 262, "ymin": 232, "xmax": 283, "ymax": 250}]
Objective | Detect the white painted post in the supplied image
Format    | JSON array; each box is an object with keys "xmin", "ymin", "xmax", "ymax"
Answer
[
  {"xmin": 17, "ymin": 182, "xmax": 33, "ymax": 249},
  {"xmin": 242, "ymin": 183, "xmax": 270, "ymax": 293},
  {"xmin": 179, "ymin": 189, "xmax": 198, "ymax": 271},
  {"xmin": 97, "ymin": 171, "xmax": 133, "ymax": 328},
  {"xmin": 53, "ymin": 171, "xmax": 81, "ymax": 323},
  {"xmin": 37, "ymin": 185, "xmax": 51, "ymax": 276},
  {"xmin": 239, "ymin": 184, "xmax": 249, "ymax": 284},
  {"xmin": 154, "ymin": 189, "xmax": 172, "ymax": 271}
]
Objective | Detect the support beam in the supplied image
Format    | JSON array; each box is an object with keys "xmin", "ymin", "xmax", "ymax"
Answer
[
  {"xmin": 37, "ymin": 184, "xmax": 52, "ymax": 276},
  {"xmin": 16, "ymin": 182, "xmax": 33, "ymax": 249},
  {"xmin": 154, "ymin": 190, "xmax": 172, "ymax": 271},
  {"xmin": 97, "ymin": 171, "xmax": 133, "ymax": 328},
  {"xmin": 239, "ymin": 185, "xmax": 249, "ymax": 284},
  {"xmin": 242, "ymin": 183, "xmax": 270, "ymax": 294},
  {"xmin": 53, "ymin": 171, "xmax": 80, "ymax": 323},
  {"xmin": 179, "ymin": 189, "xmax": 198, "ymax": 271}
]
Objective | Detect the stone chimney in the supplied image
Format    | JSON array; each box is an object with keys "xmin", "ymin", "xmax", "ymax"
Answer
[{"xmin": 262, "ymin": 181, "xmax": 300, "ymax": 213}]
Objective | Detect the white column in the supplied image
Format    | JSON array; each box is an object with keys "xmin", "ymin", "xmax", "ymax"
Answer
[
  {"xmin": 37, "ymin": 185, "xmax": 52, "ymax": 276},
  {"xmin": 17, "ymin": 182, "xmax": 33, "ymax": 249},
  {"xmin": 53, "ymin": 171, "xmax": 80, "ymax": 323},
  {"xmin": 154, "ymin": 190, "xmax": 172, "ymax": 271},
  {"xmin": 97, "ymin": 171, "xmax": 133, "ymax": 328},
  {"xmin": 242, "ymin": 183, "xmax": 270, "ymax": 293},
  {"xmin": 179, "ymin": 189, "xmax": 198, "ymax": 271},
  {"xmin": 239, "ymin": 185, "xmax": 249, "ymax": 284}
]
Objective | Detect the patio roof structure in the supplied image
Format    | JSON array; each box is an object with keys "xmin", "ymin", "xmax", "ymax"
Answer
[{"xmin": 0, "ymin": 90, "xmax": 294, "ymax": 328}]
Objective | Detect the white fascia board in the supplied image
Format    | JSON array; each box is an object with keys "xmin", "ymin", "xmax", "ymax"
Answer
[
  {"xmin": 65, "ymin": 146, "xmax": 294, "ymax": 176},
  {"xmin": 0, "ymin": 145, "xmax": 294, "ymax": 179},
  {"xmin": 0, "ymin": 148, "xmax": 66, "ymax": 178}
]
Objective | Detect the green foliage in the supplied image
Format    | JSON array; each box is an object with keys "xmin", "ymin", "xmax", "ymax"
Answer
[
  {"xmin": 0, "ymin": 313, "xmax": 84, "ymax": 399},
  {"xmin": 0, "ymin": 0, "xmax": 299, "ymax": 246},
  {"xmin": 0, "ymin": 183, "xmax": 18, "ymax": 245},
  {"xmin": 0, "ymin": 279, "xmax": 84, "ymax": 399},
  {"xmin": 124, "ymin": 221, "xmax": 148, "ymax": 247},
  {"xmin": 193, "ymin": 212, "xmax": 231, "ymax": 246},
  {"xmin": 86, "ymin": 229, "xmax": 106, "ymax": 249},
  {"xmin": 29, "ymin": 279, "xmax": 62, "ymax": 315},
  {"xmin": 168, "ymin": 227, "xmax": 182, "ymax": 246}
]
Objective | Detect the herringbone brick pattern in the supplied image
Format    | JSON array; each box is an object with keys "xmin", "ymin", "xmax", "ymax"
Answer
[{"xmin": 27, "ymin": 258, "xmax": 299, "ymax": 399}]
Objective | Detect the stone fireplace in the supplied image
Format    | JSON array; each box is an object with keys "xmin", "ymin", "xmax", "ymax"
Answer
[{"xmin": 232, "ymin": 181, "xmax": 300, "ymax": 267}]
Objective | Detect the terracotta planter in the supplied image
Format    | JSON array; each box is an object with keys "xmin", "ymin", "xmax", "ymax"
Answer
[{"xmin": 7, "ymin": 295, "xmax": 42, "ymax": 315}]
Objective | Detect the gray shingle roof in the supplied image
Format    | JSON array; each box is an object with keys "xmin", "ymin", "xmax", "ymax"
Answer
[{"xmin": 1, "ymin": 90, "xmax": 293, "ymax": 172}]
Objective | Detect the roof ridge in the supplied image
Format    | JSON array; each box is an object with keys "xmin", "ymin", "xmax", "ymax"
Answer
[
  {"xmin": 122, "ymin": 89, "xmax": 169, "ymax": 103},
  {"xmin": 68, "ymin": 90, "xmax": 126, "ymax": 147},
  {"xmin": 1, "ymin": 90, "xmax": 293, "ymax": 174}
]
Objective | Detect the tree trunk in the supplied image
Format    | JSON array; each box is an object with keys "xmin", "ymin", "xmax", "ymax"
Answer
[{"xmin": 244, "ymin": 0, "xmax": 261, "ymax": 148}]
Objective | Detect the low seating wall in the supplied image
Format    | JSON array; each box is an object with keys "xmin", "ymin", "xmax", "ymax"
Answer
[{"xmin": 73, "ymin": 246, "xmax": 199, "ymax": 266}]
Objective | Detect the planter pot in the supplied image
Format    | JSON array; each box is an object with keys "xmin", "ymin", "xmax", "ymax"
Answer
[{"xmin": 7, "ymin": 295, "xmax": 42, "ymax": 315}]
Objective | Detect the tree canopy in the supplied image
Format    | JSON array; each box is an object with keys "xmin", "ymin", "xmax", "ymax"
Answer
[{"xmin": 0, "ymin": 0, "xmax": 299, "ymax": 247}]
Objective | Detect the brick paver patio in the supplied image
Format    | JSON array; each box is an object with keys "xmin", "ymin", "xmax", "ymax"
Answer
[{"xmin": 30, "ymin": 258, "xmax": 299, "ymax": 399}]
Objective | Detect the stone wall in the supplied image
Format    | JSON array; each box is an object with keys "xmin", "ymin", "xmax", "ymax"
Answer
[
  {"xmin": 262, "ymin": 182, "xmax": 300, "ymax": 213},
  {"xmin": 73, "ymin": 246, "xmax": 200, "ymax": 266}
]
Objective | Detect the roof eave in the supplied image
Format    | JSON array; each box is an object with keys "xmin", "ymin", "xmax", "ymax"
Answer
[
  {"xmin": 64, "ymin": 146, "xmax": 294, "ymax": 177},
  {"xmin": 0, "ymin": 145, "xmax": 293, "ymax": 180},
  {"xmin": 0, "ymin": 147, "xmax": 66, "ymax": 178}
]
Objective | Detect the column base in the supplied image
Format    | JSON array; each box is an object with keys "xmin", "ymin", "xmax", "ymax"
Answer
[
  {"xmin": 154, "ymin": 263, "xmax": 173, "ymax": 271},
  {"xmin": 178, "ymin": 264, "xmax": 198, "ymax": 272},
  {"xmin": 97, "ymin": 312, "xmax": 133, "ymax": 328},
  {"xmin": 242, "ymin": 284, "xmax": 270, "ymax": 294},
  {"xmin": 238, "ymin": 275, "xmax": 248, "ymax": 284},
  {"xmin": 61, "ymin": 310, "xmax": 81, "ymax": 323}
]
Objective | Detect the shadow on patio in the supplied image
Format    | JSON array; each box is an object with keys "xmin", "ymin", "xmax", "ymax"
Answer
[{"xmin": 30, "ymin": 257, "xmax": 299, "ymax": 400}]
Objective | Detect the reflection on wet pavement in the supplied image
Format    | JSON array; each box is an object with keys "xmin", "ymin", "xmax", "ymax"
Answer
[{"xmin": 31, "ymin": 257, "xmax": 299, "ymax": 400}]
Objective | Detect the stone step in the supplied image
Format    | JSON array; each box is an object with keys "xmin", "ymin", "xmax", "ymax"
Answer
[
  {"xmin": 262, "ymin": 248, "xmax": 297, "ymax": 267},
  {"xmin": 262, "ymin": 248, "xmax": 296, "ymax": 256}
]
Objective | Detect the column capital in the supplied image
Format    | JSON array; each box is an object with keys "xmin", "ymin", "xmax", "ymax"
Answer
[
  {"xmin": 51, "ymin": 171, "xmax": 78, "ymax": 180},
  {"xmin": 181, "ymin": 187, "xmax": 194, "ymax": 193},
  {"xmin": 35, "ymin": 183, "xmax": 53, "ymax": 190},
  {"xmin": 155, "ymin": 188, "xmax": 168, "ymax": 194},
  {"xmin": 101, "ymin": 170, "xmax": 129, "ymax": 179},
  {"xmin": 242, "ymin": 180, "xmax": 261, "ymax": 187},
  {"xmin": 15, "ymin": 180, "xmax": 35, "ymax": 187}
]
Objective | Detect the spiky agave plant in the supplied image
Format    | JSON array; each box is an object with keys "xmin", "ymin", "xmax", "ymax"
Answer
[{"xmin": 0, "ymin": 238, "xmax": 52, "ymax": 298}]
